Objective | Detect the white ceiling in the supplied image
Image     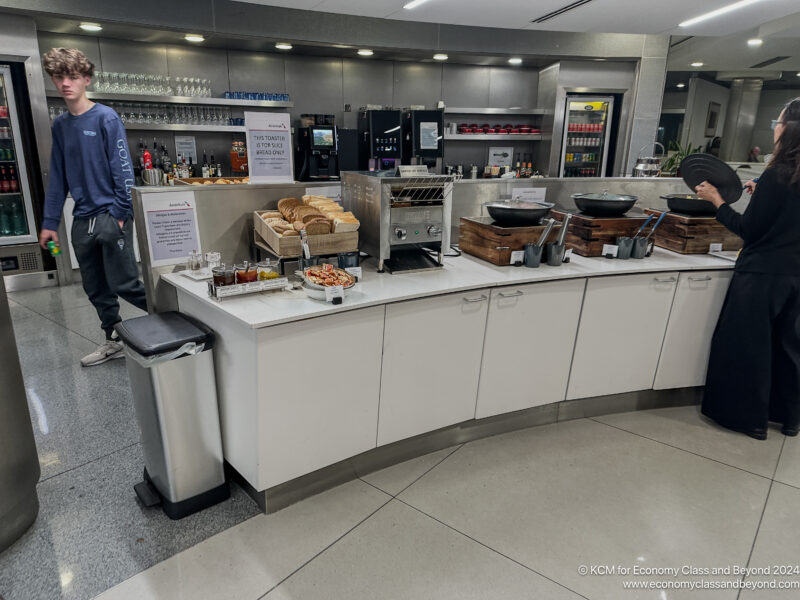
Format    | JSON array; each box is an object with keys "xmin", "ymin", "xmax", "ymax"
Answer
[{"xmin": 236, "ymin": 0, "xmax": 800, "ymax": 36}]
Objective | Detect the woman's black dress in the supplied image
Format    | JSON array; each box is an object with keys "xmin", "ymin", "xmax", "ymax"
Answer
[{"xmin": 703, "ymin": 168, "xmax": 800, "ymax": 435}]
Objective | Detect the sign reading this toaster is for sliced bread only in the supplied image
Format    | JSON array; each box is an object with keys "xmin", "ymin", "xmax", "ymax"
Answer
[{"xmin": 245, "ymin": 111, "xmax": 293, "ymax": 184}]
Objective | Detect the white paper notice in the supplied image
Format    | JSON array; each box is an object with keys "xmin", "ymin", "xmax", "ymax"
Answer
[
  {"xmin": 602, "ymin": 244, "xmax": 619, "ymax": 258},
  {"xmin": 709, "ymin": 243, "xmax": 723, "ymax": 253},
  {"xmin": 245, "ymin": 112, "xmax": 294, "ymax": 183},
  {"xmin": 511, "ymin": 188, "xmax": 547, "ymax": 203},
  {"xmin": 419, "ymin": 121, "xmax": 439, "ymax": 150},
  {"xmin": 174, "ymin": 136, "xmax": 197, "ymax": 165},
  {"xmin": 143, "ymin": 192, "xmax": 202, "ymax": 267},
  {"xmin": 510, "ymin": 250, "xmax": 525, "ymax": 264},
  {"xmin": 325, "ymin": 285, "xmax": 344, "ymax": 302}
]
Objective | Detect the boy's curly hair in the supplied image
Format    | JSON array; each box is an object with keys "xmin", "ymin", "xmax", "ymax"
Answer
[{"xmin": 42, "ymin": 48, "xmax": 95, "ymax": 78}]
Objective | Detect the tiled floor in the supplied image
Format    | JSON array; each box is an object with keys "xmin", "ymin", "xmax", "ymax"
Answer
[
  {"xmin": 0, "ymin": 284, "xmax": 261, "ymax": 600},
  {"xmin": 2, "ymin": 285, "xmax": 799, "ymax": 600}
]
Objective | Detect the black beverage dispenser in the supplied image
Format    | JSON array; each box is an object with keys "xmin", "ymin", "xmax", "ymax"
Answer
[
  {"xmin": 357, "ymin": 109, "xmax": 402, "ymax": 172},
  {"xmin": 295, "ymin": 125, "xmax": 340, "ymax": 181},
  {"xmin": 402, "ymin": 109, "xmax": 444, "ymax": 173}
]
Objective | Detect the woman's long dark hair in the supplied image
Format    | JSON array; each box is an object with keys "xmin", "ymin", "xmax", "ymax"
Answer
[{"xmin": 771, "ymin": 97, "xmax": 800, "ymax": 193}]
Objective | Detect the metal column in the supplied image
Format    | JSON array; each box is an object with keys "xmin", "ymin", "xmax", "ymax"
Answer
[
  {"xmin": 719, "ymin": 79, "xmax": 763, "ymax": 162},
  {"xmin": 0, "ymin": 274, "xmax": 40, "ymax": 551}
]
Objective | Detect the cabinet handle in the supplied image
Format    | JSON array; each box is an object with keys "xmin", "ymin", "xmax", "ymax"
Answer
[
  {"xmin": 495, "ymin": 246, "xmax": 510, "ymax": 251},
  {"xmin": 688, "ymin": 276, "xmax": 712, "ymax": 282},
  {"xmin": 653, "ymin": 277, "xmax": 676, "ymax": 283},
  {"xmin": 463, "ymin": 294, "xmax": 489, "ymax": 303},
  {"xmin": 498, "ymin": 290, "xmax": 524, "ymax": 298}
]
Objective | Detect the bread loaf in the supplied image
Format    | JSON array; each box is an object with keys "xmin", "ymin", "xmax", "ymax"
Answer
[
  {"xmin": 304, "ymin": 218, "xmax": 332, "ymax": 235},
  {"xmin": 260, "ymin": 210, "xmax": 282, "ymax": 220},
  {"xmin": 280, "ymin": 229, "xmax": 299, "ymax": 237},
  {"xmin": 333, "ymin": 216, "xmax": 360, "ymax": 233}
]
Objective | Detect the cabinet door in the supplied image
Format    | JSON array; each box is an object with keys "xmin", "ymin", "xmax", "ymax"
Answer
[
  {"xmin": 476, "ymin": 279, "xmax": 586, "ymax": 419},
  {"xmin": 566, "ymin": 273, "xmax": 679, "ymax": 400},
  {"xmin": 378, "ymin": 289, "xmax": 490, "ymax": 446},
  {"xmin": 654, "ymin": 271, "xmax": 732, "ymax": 390},
  {"xmin": 257, "ymin": 305, "xmax": 385, "ymax": 489}
]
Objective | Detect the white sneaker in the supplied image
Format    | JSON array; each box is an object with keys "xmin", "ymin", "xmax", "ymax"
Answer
[{"xmin": 81, "ymin": 339, "xmax": 125, "ymax": 367}]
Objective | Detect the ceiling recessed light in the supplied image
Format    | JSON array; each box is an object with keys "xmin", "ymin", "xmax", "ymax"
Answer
[
  {"xmin": 747, "ymin": 38, "xmax": 763, "ymax": 47},
  {"xmin": 404, "ymin": 0, "xmax": 431, "ymax": 8},
  {"xmin": 433, "ymin": 53, "xmax": 448, "ymax": 61},
  {"xmin": 357, "ymin": 49, "xmax": 374, "ymax": 57},
  {"xmin": 676, "ymin": 83, "xmax": 686, "ymax": 88},
  {"xmin": 184, "ymin": 34, "xmax": 205, "ymax": 43},
  {"xmin": 679, "ymin": 0, "xmax": 763, "ymax": 27},
  {"xmin": 79, "ymin": 23, "xmax": 102, "ymax": 32},
  {"xmin": 275, "ymin": 43, "xmax": 293, "ymax": 51},
  {"xmin": 691, "ymin": 61, "xmax": 704, "ymax": 67},
  {"xmin": 508, "ymin": 57, "xmax": 522, "ymax": 65}
]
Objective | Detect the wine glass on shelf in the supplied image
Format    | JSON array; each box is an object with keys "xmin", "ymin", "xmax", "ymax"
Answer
[
  {"xmin": 108, "ymin": 72, "xmax": 119, "ymax": 93},
  {"xmin": 164, "ymin": 76, "xmax": 173, "ymax": 96},
  {"xmin": 94, "ymin": 71, "xmax": 106, "ymax": 92}
]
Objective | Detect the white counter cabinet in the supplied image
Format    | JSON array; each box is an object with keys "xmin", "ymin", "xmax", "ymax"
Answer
[
  {"xmin": 377, "ymin": 289, "xmax": 490, "ymax": 446},
  {"xmin": 476, "ymin": 279, "xmax": 586, "ymax": 419},
  {"xmin": 566, "ymin": 272, "xmax": 679, "ymax": 400},
  {"xmin": 654, "ymin": 270, "xmax": 732, "ymax": 390}
]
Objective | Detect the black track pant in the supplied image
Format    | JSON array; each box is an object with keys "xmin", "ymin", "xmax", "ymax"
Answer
[
  {"xmin": 71, "ymin": 212, "xmax": 147, "ymax": 338},
  {"xmin": 702, "ymin": 272, "xmax": 800, "ymax": 433}
]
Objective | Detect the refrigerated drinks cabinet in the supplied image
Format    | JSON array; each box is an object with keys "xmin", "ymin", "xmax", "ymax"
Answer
[{"xmin": 558, "ymin": 96, "xmax": 614, "ymax": 178}]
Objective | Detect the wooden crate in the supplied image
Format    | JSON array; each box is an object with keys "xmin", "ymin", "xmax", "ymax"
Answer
[
  {"xmin": 459, "ymin": 216, "xmax": 561, "ymax": 265},
  {"xmin": 643, "ymin": 209, "xmax": 743, "ymax": 254},
  {"xmin": 552, "ymin": 210, "xmax": 650, "ymax": 257},
  {"xmin": 254, "ymin": 211, "xmax": 358, "ymax": 258}
]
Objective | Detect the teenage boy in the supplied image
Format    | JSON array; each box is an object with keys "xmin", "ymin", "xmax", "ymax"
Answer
[{"xmin": 40, "ymin": 48, "xmax": 147, "ymax": 366}]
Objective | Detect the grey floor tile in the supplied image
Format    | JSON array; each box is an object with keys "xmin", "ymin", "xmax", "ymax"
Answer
[
  {"xmin": 24, "ymin": 360, "xmax": 139, "ymax": 480},
  {"xmin": 594, "ymin": 405, "xmax": 784, "ymax": 478},
  {"xmin": 360, "ymin": 445, "xmax": 462, "ymax": 496},
  {"xmin": 12, "ymin": 315, "xmax": 98, "ymax": 379},
  {"xmin": 740, "ymin": 482, "xmax": 800, "ymax": 598},
  {"xmin": 263, "ymin": 499, "xmax": 582, "ymax": 600},
  {"xmin": 95, "ymin": 480, "xmax": 391, "ymax": 600},
  {"xmin": 399, "ymin": 419, "xmax": 769, "ymax": 600},
  {"xmin": 9, "ymin": 284, "xmax": 93, "ymax": 314},
  {"xmin": 774, "ymin": 436, "xmax": 800, "ymax": 489},
  {"xmin": 7, "ymin": 298, "xmax": 38, "ymax": 323},
  {"xmin": 0, "ymin": 444, "xmax": 260, "ymax": 600},
  {"xmin": 45, "ymin": 303, "xmax": 146, "ymax": 346}
]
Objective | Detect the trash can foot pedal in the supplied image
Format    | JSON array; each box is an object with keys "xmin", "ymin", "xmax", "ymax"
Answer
[{"xmin": 134, "ymin": 479, "xmax": 161, "ymax": 508}]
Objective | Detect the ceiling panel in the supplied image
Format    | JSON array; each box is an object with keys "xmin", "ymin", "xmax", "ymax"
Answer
[{"xmin": 236, "ymin": 0, "xmax": 800, "ymax": 36}]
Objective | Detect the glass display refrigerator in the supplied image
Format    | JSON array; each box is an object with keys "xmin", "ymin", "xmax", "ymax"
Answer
[
  {"xmin": 558, "ymin": 95, "xmax": 614, "ymax": 178},
  {"xmin": 0, "ymin": 64, "xmax": 43, "ymax": 276}
]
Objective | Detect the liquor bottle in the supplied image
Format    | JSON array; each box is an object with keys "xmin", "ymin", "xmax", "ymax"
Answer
[
  {"xmin": 161, "ymin": 145, "xmax": 171, "ymax": 171},
  {"xmin": 209, "ymin": 154, "xmax": 216, "ymax": 177},
  {"xmin": 8, "ymin": 166, "xmax": 18, "ymax": 192},
  {"xmin": 216, "ymin": 163, "xmax": 222, "ymax": 178},
  {"xmin": 138, "ymin": 138, "xmax": 145, "ymax": 170},
  {"xmin": 515, "ymin": 157, "xmax": 521, "ymax": 178},
  {"xmin": 188, "ymin": 157, "xmax": 195, "ymax": 177},
  {"xmin": 527, "ymin": 161, "xmax": 533, "ymax": 177},
  {"xmin": 202, "ymin": 151, "xmax": 209, "ymax": 178},
  {"xmin": 0, "ymin": 166, "xmax": 9, "ymax": 193}
]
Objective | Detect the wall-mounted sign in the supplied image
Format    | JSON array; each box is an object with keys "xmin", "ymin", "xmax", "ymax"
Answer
[
  {"xmin": 174, "ymin": 136, "xmax": 197, "ymax": 164},
  {"xmin": 245, "ymin": 111, "xmax": 294, "ymax": 184}
]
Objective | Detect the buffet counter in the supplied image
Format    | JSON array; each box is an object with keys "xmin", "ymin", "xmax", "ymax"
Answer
[{"xmin": 161, "ymin": 249, "xmax": 734, "ymax": 511}]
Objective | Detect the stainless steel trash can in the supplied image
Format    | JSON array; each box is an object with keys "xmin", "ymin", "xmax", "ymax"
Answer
[{"xmin": 116, "ymin": 312, "xmax": 229, "ymax": 519}]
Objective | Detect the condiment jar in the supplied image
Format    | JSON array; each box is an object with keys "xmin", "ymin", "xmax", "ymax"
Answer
[
  {"xmin": 205, "ymin": 251, "xmax": 221, "ymax": 269},
  {"xmin": 187, "ymin": 250, "xmax": 203, "ymax": 270},
  {"xmin": 212, "ymin": 264, "xmax": 235, "ymax": 287},
  {"xmin": 235, "ymin": 261, "xmax": 258, "ymax": 283},
  {"xmin": 257, "ymin": 260, "xmax": 279, "ymax": 280}
]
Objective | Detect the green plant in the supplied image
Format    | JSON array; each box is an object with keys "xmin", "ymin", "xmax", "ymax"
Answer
[{"xmin": 660, "ymin": 140, "xmax": 703, "ymax": 175}]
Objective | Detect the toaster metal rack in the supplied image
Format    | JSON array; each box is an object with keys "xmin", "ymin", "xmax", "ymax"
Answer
[{"xmin": 342, "ymin": 172, "xmax": 454, "ymax": 273}]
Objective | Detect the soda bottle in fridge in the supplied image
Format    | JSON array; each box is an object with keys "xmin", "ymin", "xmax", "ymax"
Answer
[{"xmin": 0, "ymin": 198, "xmax": 11, "ymax": 235}]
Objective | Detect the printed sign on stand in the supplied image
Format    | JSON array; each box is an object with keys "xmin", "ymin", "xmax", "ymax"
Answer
[
  {"xmin": 511, "ymin": 188, "xmax": 547, "ymax": 203},
  {"xmin": 174, "ymin": 136, "xmax": 197, "ymax": 165},
  {"xmin": 143, "ymin": 191, "xmax": 202, "ymax": 267},
  {"xmin": 245, "ymin": 111, "xmax": 294, "ymax": 183}
]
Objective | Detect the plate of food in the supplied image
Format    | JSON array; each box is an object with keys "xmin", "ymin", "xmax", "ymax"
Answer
[{"xmin": 303, "ymin": 264, "xmax": 356, "ymax": 299}]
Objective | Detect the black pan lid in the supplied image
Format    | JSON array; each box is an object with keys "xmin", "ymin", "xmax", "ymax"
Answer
[{"xmin": 680, "ymin": 154, "xmax": 742, "ymax": 205}]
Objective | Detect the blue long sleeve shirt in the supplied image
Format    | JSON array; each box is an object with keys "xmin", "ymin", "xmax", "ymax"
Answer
[{"xmin": 43, "ymin": 103, "xmax": 135, "ymax": 230}]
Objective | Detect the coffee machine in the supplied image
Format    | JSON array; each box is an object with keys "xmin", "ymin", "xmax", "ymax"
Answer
[
  {"xmin": 295, "ymin": 125, "xmax": 340, "ymax": 181},
  {"xmin": 402, "ymin": 109, "xmax": 444, "ymax": 173},
  {"xmin": 357, "ymin": 109, "xmax": 402, "ymax": 172}
]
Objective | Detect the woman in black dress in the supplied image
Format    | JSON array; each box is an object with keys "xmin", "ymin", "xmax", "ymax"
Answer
[{"xmin": 695, "ymin": 98, "xmax": 800, "ymax": 440}]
